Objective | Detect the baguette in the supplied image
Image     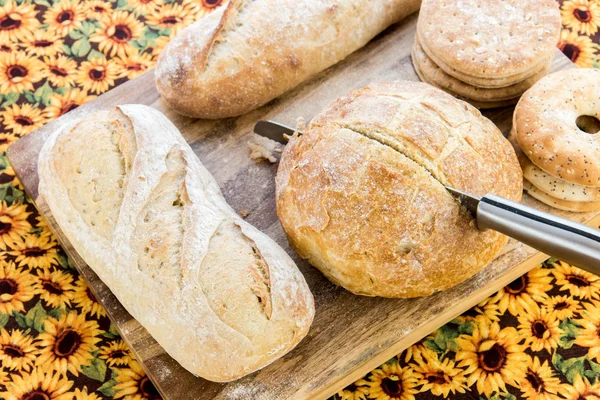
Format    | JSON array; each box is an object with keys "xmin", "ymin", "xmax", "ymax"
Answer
[
  {"xmin": 37, "ymin": 105, "xmax": 314, "ymax": 382},
  {"xmin": 155, "ymin": 0, "xmax": 421, "ymax": 119}
]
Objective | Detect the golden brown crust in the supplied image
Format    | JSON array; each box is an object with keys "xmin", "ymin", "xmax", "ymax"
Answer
[
  {"xmin": 515, "ymin": 68, "xmax": 600, "ymax": 187},
  {"xmin": 155, "ymin": 0, "xmax": 421, "ymax": 119},
  {"xmin": 417, "ymin": 0, "xmax": 560, "ymax": 80},
  {"xmin": 412, "ymin": 49, "xmax": 520, "ymax": 110},
  {"xmin": 411, "ymin": 38, "xmax": 551, "ymax": 103},
  {"xmin": 276, "ymin": 81, "xmax": 522, "ymax": 298}
]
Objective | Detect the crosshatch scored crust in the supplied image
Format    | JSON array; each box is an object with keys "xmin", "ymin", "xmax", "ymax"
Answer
[
  {"xmin": 37, "ymin": 105, "xmax": 314, "ymax": 382},
  {"xmin": 154, "ymin": 0, "xmax": 421, "ymax": 119},
  {"xmin": 417, "ymin": 0, "xmax": 561, "ymax": 80},
  {"xmin": 276, "ymin": 81, "xmax": 523, "ymax": 298}
]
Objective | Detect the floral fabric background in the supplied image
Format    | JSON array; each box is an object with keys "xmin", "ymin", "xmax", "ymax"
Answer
[{"xmin": 0, "ymin": 0, "xmax": 597, "ymax": 399}]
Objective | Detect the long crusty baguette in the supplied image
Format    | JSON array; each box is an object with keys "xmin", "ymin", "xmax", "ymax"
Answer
[
  {"xmin": 37, "ymin": 105, "xmax": 314, "ymax": 382},
  {"xmin": 155, "ymin": 0, "xmax": 421, "ymax": 119}
]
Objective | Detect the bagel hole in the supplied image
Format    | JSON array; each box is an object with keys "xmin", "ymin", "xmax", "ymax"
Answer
[{"xmin": 576, "ymin": 115, "xmax": 600, "ymax": 134}]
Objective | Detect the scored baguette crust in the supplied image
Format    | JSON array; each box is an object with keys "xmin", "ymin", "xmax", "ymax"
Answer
[
  {"xmin": 38, "ymin": 105, "xmax": 314, "ymax": 382},
  {"xmin": 276, "ymin": 82, "xmax": 522, "ymax": 298},
  {"xmin": 155, "ymin": 0, "xmax": 421, "ymax": 119}
]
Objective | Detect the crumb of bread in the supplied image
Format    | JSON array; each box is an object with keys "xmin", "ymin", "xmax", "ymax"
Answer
[
  {"xmin": 248, "ymin": 134, "xmax": 280, "ymax": 163},
  {"xmin": 296, "ymin": 117, "xmax": 306, "ymax": 132},
  {"xmin": 239, "ymin": 209, "xmax": 249, "ymax": 218}
]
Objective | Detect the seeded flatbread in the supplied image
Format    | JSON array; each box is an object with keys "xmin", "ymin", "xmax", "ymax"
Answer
[{"xmin": 524, "ymin": 179, "xmax": 600, "ymax": 212}]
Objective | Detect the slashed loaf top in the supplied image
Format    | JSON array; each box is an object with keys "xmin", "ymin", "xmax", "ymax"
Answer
[
  {"xmin": 38, "ymin": 105, "xmax": 314, "ymax": 382},
  {"xmin": 418, "ymin": 0, "xmax": 560, "ymax": 79},
  {"xmin": 155, "ymin": 0, "xmax": 420, "ymax": 118},
  {"xmin": 276, "ymin": 81, "xmax": 522, "ymax": 298}
]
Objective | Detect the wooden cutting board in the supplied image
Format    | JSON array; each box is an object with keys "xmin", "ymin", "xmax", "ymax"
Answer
[{"xmin": 7, "ymin": 12, "xmax": 600, "ymax": 400}]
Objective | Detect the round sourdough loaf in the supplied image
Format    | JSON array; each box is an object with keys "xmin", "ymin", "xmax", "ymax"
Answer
[
  {"xmin": 276, "ymin": 81, "xmax": 522, "ymax": 298},
  {"xmin": 417, "ymin": 0, "xmax": 560, "ymax": 81}
]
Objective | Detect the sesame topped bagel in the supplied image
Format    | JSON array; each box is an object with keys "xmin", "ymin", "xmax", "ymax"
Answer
[{"xmin": 515, "ymin": 68, "xmax": 600, "ymax": 187}]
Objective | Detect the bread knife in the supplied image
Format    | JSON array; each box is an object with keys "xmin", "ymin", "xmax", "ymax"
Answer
[{"xmin": 254, "ymin": 120, "xmax": 600, "ymax": 273}]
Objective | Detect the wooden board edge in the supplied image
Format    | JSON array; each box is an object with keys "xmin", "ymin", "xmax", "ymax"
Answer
[{"xmin": 311, "ymin": 212, "xmax": 600, "ymax": 400}]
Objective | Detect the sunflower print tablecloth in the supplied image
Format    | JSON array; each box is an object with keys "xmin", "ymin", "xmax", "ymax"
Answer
[{"xmin": 0, "ymin": 0, "xmax": 598, "ymax": 399}]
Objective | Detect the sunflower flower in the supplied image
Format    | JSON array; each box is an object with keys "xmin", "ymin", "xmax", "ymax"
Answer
[
  {"xmin": 517, "ymin": 303, "xmax": 561, "ymax": 353},
  {"xmin": 0, "ymin": 260, "xmax": 35, "ymax": 315},
  {"xmin": 114, "ymin": 359, "xmax": 162, "ymax": 400},
  {"xmin": 487, "ymin": 267, "xmax": 553, "ymax": 316},
  {"xmin": 0, "ymin": 0, "xmax": 40, "ymax": 43},
  {"xmin": 574, "ymin": 300, "xmax": 600, "ymax": 362},
  {"xmin": 335, "ymin": 380, "xmax": 370, "ymax": 400},
  {"xmin": 0, "ymin": 328, "xmax": 39, "ymax": 373},
  {"xmin": 72, "ymin": 387, "xmax": 103, "ymax": 400},
  {"xmin": 0, "ymin": 103, "xmax": 48, "ymax": 136},
  {"xmin": 128, "ymin": 0, "xmax": 164, "ymax": 15},
  {"xmin": 99, "ymin": 340, "xmax": 133, "ymax": 367},
  {"xmin": 364, "ymin": 359, "xmax": 417, "ymax": 400},
  {"xmin": 519, "ymin": 355, "xmax": 570, "ymax": 400},
  {"xmin": 43, "ymin": 0, "xmax": 84, "ymax": 37},
  {"xmin": 44, "ymin": 89, "xmax": 96, "ymax": 120},
  {"xmin": 115, "ymin": 48, "xmax": 153, "ymax": 80},
  {"xmin": 562, "ymin": 0, "xmax": 600, "ymax": 36},
  {"xmin": 3, "ymin": 367, "xmax": 74, "ymax": 400},
  {"xmin": 0, "ymin": 133, "xmax": 18, "ymax": 153},
  {"xmin": 563, "ymin": 375, "xmax": 600, "ymax": 399},
  {"xmin": 8, "ymin": 233, "xmax": 60, "ymax": 270},
  {"xmin": 0, "ymin": 201, "xmax": 31, "ymax": 250},
  {"xmin": 44, "ymin": 54, "xmax": 77, "ymax": 88},
  {"xmin": 410, "ymin": 345, "xmax": 468, "ymax": 398},
  {"xmin": 84, "ymin": 0, "xmax": 113, "ymax": 19},
  {"xmin": 455, "ymin": 297, "xmax": 501, "ymax": 325},
  {"xmin": 34, "ymin": 268, "xmax": 75, "ymax": 309},
  {"xmin": 36, "ymin": 311, "xmax": 102, "ymax": 376},
  {"xmin": 0, "ymin": 51, "xmax": 47, "ymax": 94},
  {"xmin": 553, "ymin": 261, "xmax": 600, "ymax": 299},
  {"xmin": 145, "ymin": 3, "xmax": 195, "ymax": 35},
  {"xmin": 541, "ymin": 294, "xmax": 582, "ymax": 320},
  {"xmin": 72, "ymin": 275, "xmax": 106, "ymax": 318},
  {"xmin": 23, "ymin": 29, "xmax": 64, "ymax": 58},
  {"xmin": 75, "ymin": 57, "xmax": 119, "ymax": 95},
  {"xmin": 558, "ymin": 29, "xmax": 599, "ymax": 68},
  {"xmin": 183, "ymin": 0, "xmax": 224, "ymax": 14},
  {"xmin": 455, "ymin": 322, "xmax": 527, "ymax": 397},
  {"xmin": 90, "ymin": 10, "xmax": 145, "ymax": 58}
]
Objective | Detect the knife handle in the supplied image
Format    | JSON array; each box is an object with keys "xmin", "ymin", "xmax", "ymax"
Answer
[{"xmin": 476, "ymin": 194, "xmax": 600, "ymax": 273}]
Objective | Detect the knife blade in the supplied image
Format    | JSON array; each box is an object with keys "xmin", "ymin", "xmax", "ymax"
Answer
[
  {"xmin": 253, "ymin": 119, "xmax": 600, "ymax": 273},
  {"xmin": 253, "ymin": 120, "xmax": 298, "ymax": 144}
]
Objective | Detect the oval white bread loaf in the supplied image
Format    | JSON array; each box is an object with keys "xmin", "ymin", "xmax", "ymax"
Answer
[
  {"xmin": 276, "ymin": 81, "xmax": 522, "ymax": 298},
  {"xmin": 155, "ymin": 0, "xmax": 421, "ymax": 119},
  {"xmin": 37, "ymin": 105, "xmax": 314, "ymax": 382}
]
